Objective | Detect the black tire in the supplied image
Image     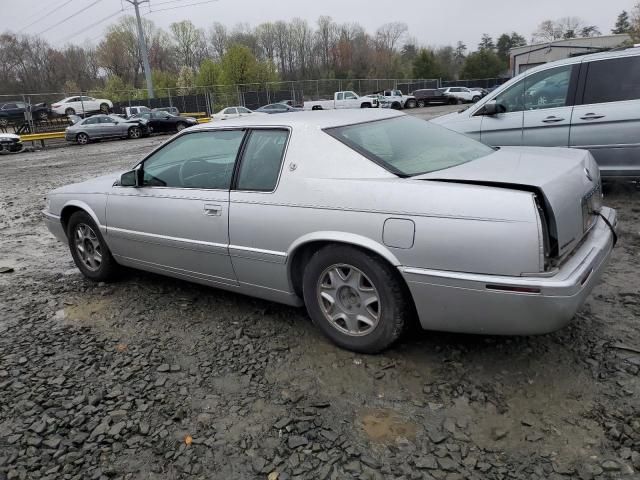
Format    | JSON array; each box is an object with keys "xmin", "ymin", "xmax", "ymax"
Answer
[
  {"xmin": 37, "ymin": 111, "xmax": 48, "ymax": 121},
  {"xmin": 312, "ymin": 105, "xmax": 323, "ymax": 111},
  {"xmin": 99, "ymin": 103, "xmax": 110, "ymax": 114},
  {"xmin": 0, "ymin": 118, "xmax": 8, "ymax": 128},
  {"xmin": 360, "ymin": 102, "xmax": 372, "ymax": 108},
  {"xmin": 391, "ymin": 102, "xmax": 402, "ymax": 110},
  {"xmin": 302, "ymin": 244, "xmax": 409, "ymax": 353},
  {"xmin": 65, "ymin": 107, "xmax": 76, "ymax": 116},
  {"xmin": 76, "ymin": 132, "xmax": 89, "ymax": 145},
  {"xmin": 175, "ymin": 122, "xmax": 187, "ymax": 132},
  {"xmin": 472, "ymin": 95, "xmax": 481, "ymax": 103},
  {"xmin": 406, "ymin": 99, "xmax": 416, "ymax": 108},
  {"xmin": 128, "ymin": 126, "xmax": 142, "ymax": 139},
  {"xmin": 67, "ymin": 211, "xmax": 119, "ymax": 282},
  {"xmin": 417, "ymin": 100, "xmax": 425, "ymax": 108}
]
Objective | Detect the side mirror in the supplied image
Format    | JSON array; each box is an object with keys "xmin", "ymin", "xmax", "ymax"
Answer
[
  {"xmin": 119, "ymin": 166, "xmax": 142, "ymax": 187},
  {"xmin": 477, "ymin": 100, "xmax": 506, "ymax": 116}
]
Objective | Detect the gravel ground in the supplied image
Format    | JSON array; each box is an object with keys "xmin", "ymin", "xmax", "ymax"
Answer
[{"xmin": 1, "ymin": 107, "xmax": 639, "ymax": 480}]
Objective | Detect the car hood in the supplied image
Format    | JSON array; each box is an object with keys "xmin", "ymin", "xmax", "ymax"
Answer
[
  {"xmin": 0, "ymin": 133, "xmax": 20, "ymax": 141},
  {"xmin": 50, "ymin": 171, "xmax": 126, "ymax": 195},
  {"xmin": 430, "ymin": 111, "xmax": 465, "ymax": 124},
  {"xmin": 416, "ymin": 146, "xmax": 602, "ymax": 258}
]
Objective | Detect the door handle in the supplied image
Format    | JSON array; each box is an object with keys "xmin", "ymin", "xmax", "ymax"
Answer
[
  {"xmin": 203, "ymin": 204, "xmax": 222, "ymax": 216},
  {"xmin": 542, "ymin": 116, "xmax": 564, "ymax": 123},
  {"xmin": 580, "ymin": 113, "xmax": 605, "ymax": 120}
]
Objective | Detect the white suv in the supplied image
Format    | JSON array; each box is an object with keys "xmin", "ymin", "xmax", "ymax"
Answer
[{"xmin": 438, "ymin": 87, "xmax": 482, "ymax": 103}]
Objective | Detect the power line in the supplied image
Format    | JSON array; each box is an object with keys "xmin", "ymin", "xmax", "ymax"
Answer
[
  {"xmin": 145, "ymin": 0, "xmax": 217, "ymax": 14},
  {"xmin": 57, "ymin": 9, "xmax": 125, "ymax": 44},
  {"xmin": 36, "ymin": 0, "xmax": 103, "ymax": 36},
  {"xmin": 17, "ymin": 0, "xmax": 75, "ymax": 33}
]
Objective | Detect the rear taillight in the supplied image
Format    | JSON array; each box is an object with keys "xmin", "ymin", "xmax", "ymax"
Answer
[{"xmin": 534, "ymin": 195, "xmax": 550, "ymax": 272}]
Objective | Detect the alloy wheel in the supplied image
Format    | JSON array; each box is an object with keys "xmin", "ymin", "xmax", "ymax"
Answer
[
  {"xmin": 316, "ymin": 264, "xmax": 381, "ymax": 337},
  {"xmin": 74, "ymin": 223, "xmax": 103, "ymax": 272}
]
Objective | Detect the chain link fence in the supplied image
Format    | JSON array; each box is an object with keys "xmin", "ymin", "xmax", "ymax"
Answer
[{"xmin": 1, "ymin": 77, "xmax": 507, "ymax": 134}]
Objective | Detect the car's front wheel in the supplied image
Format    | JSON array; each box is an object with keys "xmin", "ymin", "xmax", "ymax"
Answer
[
  {"xmin": 100, "ymin": 103, "xmax": 110, "ymax": 114},
  {"xmin": 303, "ymin": 245, "xmax": 409, "ymax": 353},
  {"xmin": 0, "ymin": 118, "xmax": 8, "ymax": 128},
  {"xmin": 37, "ymin": 111, "xmax": 48, "ymax": 121},
  {"xmin": 76, "ymin": 133, "xmax": 89, "ymax": 145},
  {"xmin": 67, "ymin": 211, "xmax": 119, "ymax": 281},
  {"xmin": 128, "ymin": 126, "xmax": 142, "ymax": 139},
  {"xmin": 65, "ymin": 108, "xmax": 76, "ymax": 116},
  {"xmin": 175, "ymin": 122, "xmax": 187, "ymax": 131},
  {"xmin": 472, "ymin": 95, "xmax": 481, "ymax": 103},
  {"xmin": 417, "ymin": 100, "xmax": 425, "ymax": 108}
]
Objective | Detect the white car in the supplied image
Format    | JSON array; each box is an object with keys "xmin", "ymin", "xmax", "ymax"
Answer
[
  {"xmin": 438, "ymin": 87, "xmax": 482, "ymax": 103},
  {"xmin": 211, "ymin": 106, "xmax": 266, "ymax": 121},
  {"xmin": 304, "ymin": 91, "xmax": 377, "ymax": 110},
  {"xmin": 52, "ymin": 96, "xmax": 113, "ymax": 116}
]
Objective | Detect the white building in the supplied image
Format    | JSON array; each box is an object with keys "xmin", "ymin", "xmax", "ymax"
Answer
[{"xmin": 509, "ymin": 34, "xmax": 631, "ymax": 76}]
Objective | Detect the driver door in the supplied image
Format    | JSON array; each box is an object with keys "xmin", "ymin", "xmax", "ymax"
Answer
[
  {"xmin": 106, "ymin": 129, "xmax": 246, "ymax": 286},
  {"xmin": 480, "ymin": 81, "xmax": 525, "ymax": 146}
]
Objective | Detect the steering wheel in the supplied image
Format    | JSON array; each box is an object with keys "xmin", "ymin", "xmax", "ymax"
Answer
[{"xmin": 178, "ymin": 158, "xmax": 208, "ymax": 186}]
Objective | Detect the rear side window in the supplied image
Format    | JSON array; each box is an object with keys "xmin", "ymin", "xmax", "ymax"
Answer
[
  {"xmin": 236, "ymin": 130, "xmax": 288, "ymax": 191},
  {"xmin": 583, "ymin": 56, "xmax": 640, "ymax": 104}
]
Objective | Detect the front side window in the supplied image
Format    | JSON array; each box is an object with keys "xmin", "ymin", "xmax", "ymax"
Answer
[
  {"xmin": 523, "ymin": 64, "xmax": 572, "ymax": 110},
  {"xmin": 238, "ymin": 107, "xmax": 251, "ymax": 114},
  {"xmin": 236, "ymin": 130, "xmax": 288, "ymax": 191},
  {"xmin": 223, "ymin": 108, "xmax": 237, "ymax": 115},
  {"xmin": 2, "ymin": 104, "xmax": 16, "ymax": 109},
  {"xmin": 336, "ymin": 93, "xmax": 344, "ymax": 101},
  {"xmin": 83, "ymin": 117, "xmax": 99, "ymax": 125},
  {"xmin": 326, "ymin": 116, "xmax": 494, "ymax": 176},
  {"xmin": 493, "ymin": 81, "xmax": 526, "ymax": 113},
  {"xmin": 583, "ymin": 56, "xmax": 640, "ymax": 104},
  {"xmin": 142, "ymin": 130, "xmax": 245, "ymax": 189}
]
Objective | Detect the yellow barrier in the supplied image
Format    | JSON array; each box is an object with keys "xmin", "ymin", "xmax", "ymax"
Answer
[
  {"xmin": 182, "ymin": 112, "xmax": 207, "ymax": 117},
  {"xmin": 196, "ymin": 117, "xmax": 210, "ymax": 124},
  {"xmin": 20, "ymin": 131, "xmax": 66, "ymax": 142}
]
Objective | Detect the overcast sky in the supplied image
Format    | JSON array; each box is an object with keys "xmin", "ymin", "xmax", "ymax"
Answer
[{"xmin": 4, "ymin": 0, "xmax": 637, "ymax": 49}]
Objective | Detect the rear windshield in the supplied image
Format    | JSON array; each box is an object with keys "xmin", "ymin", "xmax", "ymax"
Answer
[{"xmin": 325, "ymin": 115, "xmax": 494, "ymax": 176}]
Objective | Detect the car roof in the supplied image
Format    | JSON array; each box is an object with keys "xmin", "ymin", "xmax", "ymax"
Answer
[{"xmin": 196, "ymin": 108, "xmax": 404, "ymax": 131}]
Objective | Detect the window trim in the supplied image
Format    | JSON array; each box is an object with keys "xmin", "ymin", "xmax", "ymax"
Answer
[
  {"xmin": 131, "ymin": 128, "xmax": 249, "ymax": 192},
  {"xmin": 231, "ymin": 127, "xmax": 291, "ymax": 194}
]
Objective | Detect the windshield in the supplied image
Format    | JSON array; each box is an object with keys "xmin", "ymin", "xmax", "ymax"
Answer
[{"xmin": 325, "ymin": 115, "xmax": 494, "ymax": 176}]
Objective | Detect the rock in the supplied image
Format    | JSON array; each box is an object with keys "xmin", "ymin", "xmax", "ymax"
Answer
[
  {"xmin": 42, "ymin": 437, "xmax": 61, "ymax": 449},
  {"xmin": 274, "ymin": 417, "xmax": 291, "ymax": 429},
  {"xmin": 108, "ymin": 421, "xmax": 126, "ymax": 436},
  {"xmin": 343, "ymin": 460, "xmax": 361, "ymax": 473},
  {"xmin": 360, "ymin": 456, "xmax": 381, "ymax": 469},
  {"xmin": 18, "ymin": 357, "xmax": 27, "ymax": 364},
  {"xmin": 601, "ymin": 460, "xmax": 621, "ymax": 471},
  {"xmin": 0, "ymin": 266, "xmax": 15, "ymax": 273},
  {"xmin": 268, "ymin": 473, "xmax": 279, "ymax": 480},
  {"xmin": 427, "ymin": 430, "xmax": 447, "ymax": 444},
  {"xmin": 491, "ymin": 427, "xmax": 508, "ymax": 440},
  {"xmin": 251, "ymin": 456, "xmax": 266, "ymax": 473},
  {"xmin": 29, "ymin": 419, "xmax": 47, "ymax": 434},
  {"xmin": 415, "ymin": 456, "xmax": 438, "ymax": 469},
  {"xmin": 287, "ymin": 435, "xmax": 308, "ymax": 449},
  {"xmin": 320, "ymin": 430, "xmax": 338, "ymax": 442},
  {"xmin": 526, "ymin": 431, "xmax": 544, "ymax": 442},
  {"xmin": 437, "ymin": 457, "xmax": 458, "ymax": 471},
  {"xmin": 157, "ymin": 364, "xmax": 170, "ymax": 372}
]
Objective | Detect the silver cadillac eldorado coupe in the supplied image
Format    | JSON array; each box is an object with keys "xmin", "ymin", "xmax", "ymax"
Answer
[{"xmin": 43, "ymin": 109, "xmax": 617, "ymax": 353}]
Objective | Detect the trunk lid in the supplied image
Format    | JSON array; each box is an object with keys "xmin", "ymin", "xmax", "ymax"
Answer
[{"xmin": 415, "ymin": 146, "xmax": 602, "ymax": 259}]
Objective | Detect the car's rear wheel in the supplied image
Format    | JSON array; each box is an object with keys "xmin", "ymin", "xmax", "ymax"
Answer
[
  {"xmin": 303, "ymin": 245, "xmax": 409, "ymax": 353},
  {"xmin": 406, "ymin": 99, "xmax": 417, "ymax": 108},
  {"xmin": 67, "ymin": 211, "xmax": 119, "ymax": 281},
  {"xmin": 417, "ymin": 100, "xmax": 425, "ymax": 108},
  {"xmin": 472, "ymin": 95, "xmax": 481, "ymax": 103},
  {"xmin": 76, "ymin": 133, "xmax": 89, "ymax": 145},
  {"xmin": 312, "ymin": 106, "xmax": 323, "ymax": 110},
  {"xmin": 65, "ymin": 108, "xmax": 76, "ymax": 116},
  {"xmin": 99, "ymin": 103, "xmax": 109, "ymax": 114},
  {"xmin": 128, "ymin": 126, "xmax": 142, "ymax": 139},
  {"xmin": 0, "ymin": 118, "xmax": 8, "ymax": 128},
  {"xmin": 37, "ymin": 111, "xmax": 48, "ymax": 121},
  {"xmin": 175, "ymin": 122, "xmax": 187, "ymax": 131},
  {"xmin": 360, "ymin": 103, "xmax": 372, "ymax": 108}
]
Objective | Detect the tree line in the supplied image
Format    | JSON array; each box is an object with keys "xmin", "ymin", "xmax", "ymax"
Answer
[{"xmin": 1, "ymin": 5, "xmax": 639, "ymax": 100}]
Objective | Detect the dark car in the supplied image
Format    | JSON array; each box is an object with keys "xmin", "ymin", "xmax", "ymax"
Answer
[
  {"xmin": 256, "ymin": 103, "xmax": 303, "ymax": 114},
  {"xmin": 0, "ymin": 133, "xmax": 24, "ymax": 153},
  {"xmin": 0, "ymin": 101, "xmax": 50, "ymax": 127},
  {"xmin": 412, "ymin": 89, "xmax": 456, "ymax": 106},
  {"xmin": 132, "ymin": 111, "xmax": 198, "ymax": 133},
  {"xmin": 153, "ymin": 106, "xmax": 180, "ymax": 116},
  {"xmin": 277, "ymin": 99, "xmax": 303, "ymax": 108}
]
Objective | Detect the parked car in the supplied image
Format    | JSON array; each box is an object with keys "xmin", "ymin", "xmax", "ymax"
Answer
[
  {"xmin": 65, "ymin": 114, "xmax": 149, "ymax": 145},
  {"xmin": 0, "ymin": 133, "xmax": 24, "ymax": 154},
  {"xmin": 211, "ymin": 106, "xmax": 266, "ymax": 121},
  {"xmin": 44, "ymin": 109, "xmax": 616, "ymax": 353},
  {"xmin": 0, "ymin": 101, "xmax": 50, "ymax": 127},
  {"xmin": 52, "ymin": 96, "xmax": 113, "ymax": 116},
  {"xmin": 153, "ymin": 106, "xmax": 180, "ymax": 116},
  {"xmin": 256, "ymin": 103, "xmax": 303, "ymax": 114},
  {"xmin": 132, "ymin": 111, "xmax": 198, "ymax": 133},
  {"xmin": 469, "ymin": 87, "xmax": 489, "ymax": 98},
  {"xmin": 304, "ymin": 91, "xmax": 377, "ymax": 110},
  {"xmin": 438, "ymin": 87, "xmax": 482, "ymax": 103},
  {"xmin": 432, "ymin": 46, "xmax": 640, "ymax": 177},
  {"xmin": 411, "ymin": 89, "xmax": 455, "ymax": 107},
  {"xmin": 277, "ymin": 100, "xmax": 303, "ymax": 108},
  {"xmin": 375, "ymin": 90, "xmax": 417, "ymax": 109}
]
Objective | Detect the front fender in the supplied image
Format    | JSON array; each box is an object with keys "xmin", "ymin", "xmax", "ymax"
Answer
[{"xmin": 58, "ymin": 198, "xmax": 106, "ymax": 234}]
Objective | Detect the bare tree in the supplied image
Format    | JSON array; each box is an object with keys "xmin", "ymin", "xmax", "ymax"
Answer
[
  {"xmin": 208, "ymin": 22, "xmax": 228, "ymax": 61},
  {"xmin": 374, "ymin": 22, "xmax": 408, "ymax": 52},
  {"xmin": 170, "ymin": 20, "xmax": 207, "ymax": 70}
]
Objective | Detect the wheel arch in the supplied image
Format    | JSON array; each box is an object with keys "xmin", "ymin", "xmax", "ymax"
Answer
[
  {"xmin": 286, "ymin": 232, "xmax": 402, "ymax": 298},
  {"xmin": 60, "ymin": 200, "xmax": 102, "ymax": 236}
]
